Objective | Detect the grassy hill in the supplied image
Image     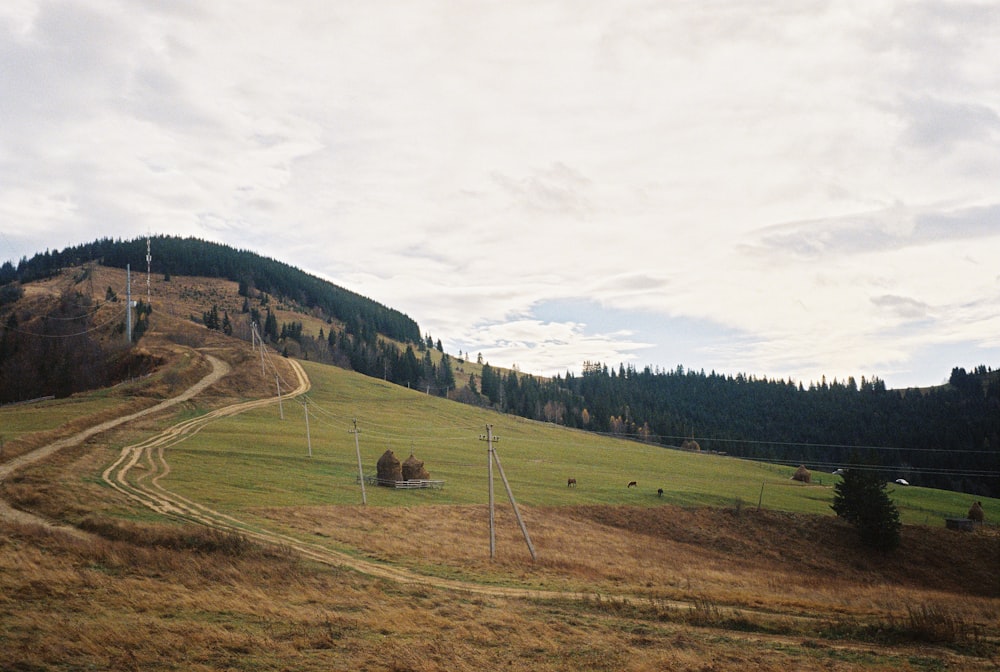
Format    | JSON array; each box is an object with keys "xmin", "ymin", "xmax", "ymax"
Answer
[
  {"xmin": 2, "ymin": 265, "xmax": 999, "ymax": 671},
  {"xmin": 157, "ymin": 358, "xmax": 987, "ymax": 525}
]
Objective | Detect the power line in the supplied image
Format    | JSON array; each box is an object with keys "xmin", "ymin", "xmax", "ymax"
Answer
[
  {"xmin": 1, "ymin": 304, "xmax": 128, "ymax": 338},
  {"xmin": 595, "ymin": 432, "xmax": 998, "ymax": 455}
]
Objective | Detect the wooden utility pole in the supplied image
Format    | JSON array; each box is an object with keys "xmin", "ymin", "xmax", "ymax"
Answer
[
  {"xmin": 351, "ymin": 418, "xmax": 367, "ymax": 505},
  {"xmin": 275, "ymin": 375, "xmax": 284, "ymax": 420},
  {"xmin": 126, "ymin": 264, "xmax": 132, "ymax": 343},
  {"xmin": 481, "ymin": 424, "xmax": 496, "ymax": 558},
  {"xmin": 480, "ymin": 424, "xmax": 535, "ymax": 561},
  {"xmin": 492, "ymin": 442, "xmax": 536, "ymax": 561},
  {"xmin": 304, "ymin": 400, "xmax": 312, "ymax": 457}
]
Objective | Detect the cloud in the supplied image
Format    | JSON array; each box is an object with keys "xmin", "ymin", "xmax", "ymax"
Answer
[
  {"xmin": 899, "ymin": 96, "xmax": 1000, "ymax": 152},
  {"xmin": 459, "ymin": 318, "xmax": 653, "ymax": 375},
  {"xmin": 489, "ymin": 163, "xmax": 593, "ymax": 218},
  {"xmin": 3, "ymin": 0, "xmax": 1000, "ymax": 388},
  {"xmin": 751, "ymin": 203, "xmax": 1000, "ymax": 259},
  {"xmin": 871, "ymin": 294, "xmax": 930, "ymax": 321}
]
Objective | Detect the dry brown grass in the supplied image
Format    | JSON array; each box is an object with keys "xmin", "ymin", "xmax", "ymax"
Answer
[
  {"xmin": 258, "ymin": 503, "xmax": 1000, "ymax": 625},
  {"xmin": 5, "ymin": 514, "xmax": 996, "ymax": 672}
]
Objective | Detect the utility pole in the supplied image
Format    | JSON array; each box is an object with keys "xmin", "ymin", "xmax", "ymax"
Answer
[
  {"xmin": 479, "ymin": 424, "xmax": 536, "ymax": 561},
  {"xmin": 304, "ymin": 400, "xmax": 312, "ymax": 458},
  {"xmin": 251, "ymin": 320, "xmax": 267, "ymax": 379},
  {"xmin": 126, "ymin": 264, "xmax": 132, "ymax": 343},
  {"xmin": 275, "ymin": 375, "xmax": 283, "ymax": 420},
  {"xmin": 480, "ymin": 424, "xmax": 496, "ymax": 558},
  {"xmin": 492, "ymin": 442, "xmax": 536, "ymax": 561},
  {"xmin": 350, "ymin": 418, "xmax": 367, "ymax": 505}
]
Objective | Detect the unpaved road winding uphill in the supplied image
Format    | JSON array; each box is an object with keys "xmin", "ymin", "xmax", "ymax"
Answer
[{"xmin": 0, "ymin": 352, "xmax": 234, "ymax": 536}]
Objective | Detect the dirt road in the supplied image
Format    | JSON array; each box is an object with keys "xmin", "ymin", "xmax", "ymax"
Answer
[{"xmin": 0, "ymin": 351, "xmax": 233, "ymax": 536}]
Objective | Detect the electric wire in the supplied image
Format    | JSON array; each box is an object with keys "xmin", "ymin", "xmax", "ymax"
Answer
[
  {"xmin": 1, "ymin": 304, "xmax": 129, "ymax": 338},
  {"xmin": 244, "ymin": 325, "xmax": 998, "ymax": 483}
]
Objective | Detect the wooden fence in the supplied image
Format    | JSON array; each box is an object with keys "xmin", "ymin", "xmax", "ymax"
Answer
[{"xmin": 358, "ymin": 475, "xmax": 445, "ymax": 489}]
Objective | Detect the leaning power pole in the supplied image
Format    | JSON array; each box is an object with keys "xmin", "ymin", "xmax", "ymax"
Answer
[
  {"xmin": 480, "ymin": 424, "xmax": 536, "ymax": 561},
  {"xmin": 275, "ymin": 375, "xmax": 284, "ymax": 420},
  {"xmin": 350, "ymin": 418, "xmax": 367, "ymax": 505}
]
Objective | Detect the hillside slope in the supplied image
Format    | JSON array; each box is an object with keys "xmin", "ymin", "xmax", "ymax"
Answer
[{"xmin": 1, "ymin": 321, "xmax": 997, "ymax": 671}]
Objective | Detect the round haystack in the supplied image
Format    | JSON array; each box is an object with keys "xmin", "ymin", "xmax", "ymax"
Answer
[
  {"xmin": 968, "ymin": 501, "xmax": 984, "ymax": 522},
  {"xmin": 402, "ymin": 453, "xmax": 430, "ymax": 481},
  {"xmin": 681, "ymin": 439, "xmax": 701, "ymax": 452},
  {"xmin": 792, "ymin": 465, "xmax": 811, "ymax": 483},
  {"xmin": 376, "ymin": 449, "xmax": 402, "ymax": 486}
]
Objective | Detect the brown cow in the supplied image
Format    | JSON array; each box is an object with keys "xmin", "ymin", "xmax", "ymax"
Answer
[
  {"xmin": 567, "ymin": 477, "xmax": 577, "ymax": 487},
  {"xmin": 627, "ymin": 481, "xmax": 637, "ymax": 488}
]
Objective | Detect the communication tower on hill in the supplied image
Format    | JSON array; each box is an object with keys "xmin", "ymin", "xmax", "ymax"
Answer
[{"xmin": 146, "ymin": 234, "xmax": 152, "ymax": 303}]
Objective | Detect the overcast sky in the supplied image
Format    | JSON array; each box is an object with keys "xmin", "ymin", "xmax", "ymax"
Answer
[{"xmin": 2, "ymin": 1, "xmax": 999, "ymax": 389}]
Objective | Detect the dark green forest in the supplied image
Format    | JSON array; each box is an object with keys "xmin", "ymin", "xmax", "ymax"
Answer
[
  {"xmin": 496, "ymin": 362, "xmax": 999, "ymax": 498},
  {"xmin": 2, "ymin": 238, "xmax": 997, "ymax": 498}
]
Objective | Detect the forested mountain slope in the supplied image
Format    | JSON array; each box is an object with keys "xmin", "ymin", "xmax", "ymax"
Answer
[{"xmin": 2, "ymin": 235, "xmax": 420, "ymax": 344}]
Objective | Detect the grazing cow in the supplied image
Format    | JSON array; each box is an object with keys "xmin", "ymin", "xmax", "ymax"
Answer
[
  {"xmin": 627, "ymin": 481, "xmax": 637, "ymax": 488},
  {"xmin": 567, "ymin": 477, "xmax": 577, "ymax": 487},
  {"xmin": 657, "ymin": 488, "xmax": 663, "ymax": 497}
]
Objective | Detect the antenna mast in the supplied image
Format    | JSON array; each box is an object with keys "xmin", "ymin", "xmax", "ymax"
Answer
[{"xmin": 146, "ymin": 234, "xmax": 152, "ymax": 303}]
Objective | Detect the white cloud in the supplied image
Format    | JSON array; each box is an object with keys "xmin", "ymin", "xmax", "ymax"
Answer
[{"xmin": 2, "ymin": 0, "xmax": 999, "ymax": 388}]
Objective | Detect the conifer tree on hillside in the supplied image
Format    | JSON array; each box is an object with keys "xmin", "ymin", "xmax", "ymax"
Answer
[{"xmin": 832, "ymin": 466, "xmax": 901, "ymax": 552}]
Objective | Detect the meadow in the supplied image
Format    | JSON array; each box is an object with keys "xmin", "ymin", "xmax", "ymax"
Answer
[
  {"xmin": 2, "ymin": 335, "xmax": 998, "ymax": 671},
  {"xmin": 161, "ymin": 359, "xmax": 988, "ymax": 525}
]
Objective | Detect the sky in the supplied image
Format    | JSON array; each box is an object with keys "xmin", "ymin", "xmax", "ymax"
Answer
[{"xmin": 2, "ymin": 1, "xmax": 999, "ymax": 390}]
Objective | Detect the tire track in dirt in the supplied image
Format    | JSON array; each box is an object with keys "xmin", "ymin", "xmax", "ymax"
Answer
[
  {"xmin": 102, "ymin": 356, "xmax": 310, "ymax": 519},
  {"xmin": 0, "ymin": 351, "xmax": 233, "ymax": 537}
]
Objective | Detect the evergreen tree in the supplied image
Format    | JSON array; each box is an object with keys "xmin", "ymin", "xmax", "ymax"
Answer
[
  {"xmin": 832, "ymin": 467, "xmax": 901, "ymax": 551},
  {"xmin": 264, "ymin": 309, "xmax": 278, "ymax": 341},
  {"xmin": 481, "ymin": 363, "xmax": 500, "ymax": 404},
  {"xmin": 202, "ymin": 304, "xmax": 220, "ymax": 330}
]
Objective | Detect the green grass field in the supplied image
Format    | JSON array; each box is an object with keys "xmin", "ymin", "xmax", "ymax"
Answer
[
  {"xmin": 158, "ymin": 359, "xmax": 994, "ymax": 526},
  {"xmin": 0, "ymin": 396, "xmax": 125, "ymax": 441}
]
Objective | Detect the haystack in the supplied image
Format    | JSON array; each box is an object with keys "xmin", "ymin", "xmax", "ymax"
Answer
[
  {"xmin": 792, "ymin": 465, "xmax": 811, "ymax": 483},
  {"xmin": 402, "ymin": 453, "xmax": 430, "ymax": 481},
  {"xmin": 376, "ymin": 449, "xmax": 402, "ymax": 486},
  {"xmin": 681, "ymin": 439, "xmax": 701, "ymax": 452},
  {"xmin": 968, "ymin": 501, "xmax": 985, "ymax": 522}
]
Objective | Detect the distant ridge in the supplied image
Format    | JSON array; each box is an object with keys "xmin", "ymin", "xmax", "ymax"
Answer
[{"xmin": 1, "ymin": 235, "xmax": 421, "ymax": 345}]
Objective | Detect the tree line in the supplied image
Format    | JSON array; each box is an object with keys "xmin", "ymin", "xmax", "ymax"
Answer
[{"xmin": 467, "ymin": 361, "xmax": 999, "ymax": 498}]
